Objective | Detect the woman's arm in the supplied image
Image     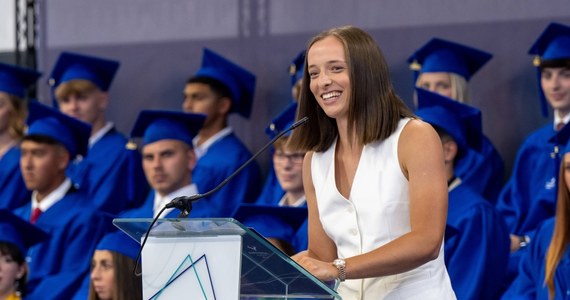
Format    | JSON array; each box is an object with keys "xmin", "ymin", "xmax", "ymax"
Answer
[{"xmin": 293, "ymin": 151, "xmax": 339, "ymax": 280}]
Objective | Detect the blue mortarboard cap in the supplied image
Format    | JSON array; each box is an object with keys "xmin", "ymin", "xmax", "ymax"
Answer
[
  {"xmin": 289, "ymin": 51, "xmax": 306, "ymax": 87},
  {"xmin": 407, "ymin": 38, "xmax": 492, "ymax": 81},
  {"xmin": 0, "ymin": 209, "xmax": 49, "ymax": 254},
  {"xmin": 130, "ymin": 110, "xmax": 206, "ymax": 147},
  {"xmin": 415, "ymin": 88, "xmax": 483, "ymax": 152},
  {"xmin": 265, "ymin": 102, "xmax": 298, "ymax": 139},
  {"xmin": 193, "ymin": 48, "xmax": 256, "ymax": 119},
  {"xmin": 26, "ymin": 101, "xmax": 91, "ymax": 158},
  {"xmin": 528, "ymin": 22, "xmax": 570, "ymax": 117},
  {"xmin": 96, "ymin": 229, "xmax": 140, "ymax": 260},
  {"xmin": 233, "ymin": 204, "xmax": 307, "ymax": 242},
  {"xmin": 49, "ymin": 52, "xmax": 120, "ymax": 91},
  {"xmin": 0, "ymin": 63, "xmax": 41, "ymax": 98},
  {"xmin": 529, "ymin": 22, "xmax": 570, "ymax": 61}
]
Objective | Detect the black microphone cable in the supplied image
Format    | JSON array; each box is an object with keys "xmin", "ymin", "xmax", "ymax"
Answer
[
  {"xmin": 165, "ymin": 116, "xmax": 309, "ymax": 216},
  {"xmin": 131, "ymin": 116, "xmax": 308, "ymax": 276}
]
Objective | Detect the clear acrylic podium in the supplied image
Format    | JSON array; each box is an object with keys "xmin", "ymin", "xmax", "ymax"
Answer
[{"xmin": 114, "ymin": 218, "xmax": 340, "ymax": 299}]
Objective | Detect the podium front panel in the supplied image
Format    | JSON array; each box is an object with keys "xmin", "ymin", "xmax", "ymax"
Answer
[{"xmin": 114, "ymin": 218, "xmax": 340, "ymax": 299}]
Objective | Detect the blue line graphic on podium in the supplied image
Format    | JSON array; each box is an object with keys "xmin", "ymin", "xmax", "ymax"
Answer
[{"xmin": 148, "ymin": 254, "xmax": 217, "ymax": 300}]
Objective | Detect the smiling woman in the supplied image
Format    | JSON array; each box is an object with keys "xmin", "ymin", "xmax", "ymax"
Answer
[{"xmin": 289, "ymin": 25, "xmax": 456, "ymax": 299}]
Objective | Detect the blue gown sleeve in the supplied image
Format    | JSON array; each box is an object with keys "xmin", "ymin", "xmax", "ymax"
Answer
[
  {"xmin": 67, "ymin": 130, "xmax": 149, "ymax": 214},
  {"xmin": 291, "ymin": 219, "xmax": 308, "ymax": 253},
  {"xmin": 256, "ymin": 168, "xmax": 285, "ymax": 205},
  {"xmin": 501, "ymin": 219, "xmax": 555, "ymax": 300},
  {"xmin": 191, "ymin": 135, "xmax": 262, "ymax": 218},
  {"xmin": 496, "ymin": 126, "xmax": 558, "ymax": 235},
  {"xmin": 455, "ymin": 135, "xmax": 505, "ymax": 203},
  {"xmin": 0, "ymin": 147, "xmax": 30, "ymax": 210},
  {"xmin": 445, "ymin": 188, "xmax": 510, "ymax": 299}
]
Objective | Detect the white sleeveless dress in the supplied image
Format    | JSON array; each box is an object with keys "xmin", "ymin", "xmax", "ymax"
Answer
[{"xmin": 311, "ymin": 118, "xmax": 456, "ymax": 300}]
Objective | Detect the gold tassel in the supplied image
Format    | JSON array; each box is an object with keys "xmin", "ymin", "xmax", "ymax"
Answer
[
  {"xmin": 533, "ymin": 56, "xmax": 541, "ymax": 67},
  {"xmin": 409, "ymin": 60, "xmax": 421, "ymax": 71},
  {"xmin": 289, "ymin": 63, "xmax": 297, "ymax": 76},
  {"xmin": 125, "ymin": 140, "xmax": 138, "ymax": 150}
]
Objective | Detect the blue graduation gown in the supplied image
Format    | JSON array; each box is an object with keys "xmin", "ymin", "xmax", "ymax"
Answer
[
  {"xmin": 445, "ymin": 181, "xmax": 510, "ymax": 300},
  {"xmin": 67, "ymin": 128, "xmax": 148, "ymax": 214},
  {"xmin": 501, "ymin": 218, "xmax": 570, "ymax": 299},
  {"xmin": 256, "ymin": 169, "xmax": 285, "ymax": 205},
  {"xmin": 13, "ymin": 189, "xmax": 107, "ymax": 300},
  {"xmin": 191, "ymin": 133, "xmax": 262, "ymax": 217},
  {"xmin": 496, "ymin": 124, "xmax": 570, "ymax": 236},
  {"xmin": 292, "ymin": 219, "xmax": 308, "ymax": 253},
  {"xmin": 0, "ymin": 146, "xmax": 30, "ymax": 210},
  {"xmin": 455, "ymin": 135, "xmax": 505, "ymax": 203}
]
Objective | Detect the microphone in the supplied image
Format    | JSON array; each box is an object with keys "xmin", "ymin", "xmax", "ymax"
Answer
[
  {"xmin": 165, "ymin": 116, "xmax": 309, "ymax": 216},
  {"xmin": 132, "ymin": 116, "xmax": 308, "ymax": 276}
]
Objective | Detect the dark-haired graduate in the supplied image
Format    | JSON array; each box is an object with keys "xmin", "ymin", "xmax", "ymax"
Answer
[
  {"xmin": 496, "ymin": 24, "xmax": 570, "ymax": 284},
  {"xmin": 257, "ymin": 51, "xmax": 306, "ymax": 206},
  {"xmin": 0, "ymin": 210, "xmax": 48, "ymax": 300},
  {"xmin": 244, "ymin": 102, "xmax": 309, "ymax": 253},
  {"xmin": 415, "ymin": 88, "xmax": 510, "ymax": 299},
  {"xmin": 0, "ymin": 63, "xmax": 41, "ymax": 211},
  {"xmin": 88, "ymin": 230, "xmax": 142, "ymax": 300},
  {"xmin": 13, "ymin": 101, "xmax": 107, "ymax": 300},
  {"xmin": 49, "ymin": 52, "xmax": 148, "ymax": 214},
  {"xmin": 182, "ymin": 48, "xmax": 262, "ymax": 217},
  {"xmin": 121, "ymin": 110, "xmax": 206, "ymax": 218}
]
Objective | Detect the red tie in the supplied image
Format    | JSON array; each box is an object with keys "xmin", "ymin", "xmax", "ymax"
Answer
[
  {"xmin": 30, "ymin": 208, "xmax": 42, "ymax": 224},
  {"xmin": 557, "ymin": 122, "xmax": 565, "ymax": 131}
]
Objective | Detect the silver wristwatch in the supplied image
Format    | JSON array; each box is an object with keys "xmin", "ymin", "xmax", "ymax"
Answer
[{"xmin": 333, "ymin": 258, "xmax": 346, "ymax": 282}]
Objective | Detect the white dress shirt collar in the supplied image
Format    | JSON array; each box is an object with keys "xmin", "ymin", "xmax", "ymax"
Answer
[
  {"xmin": 153, "ymin": 184, "xmax": 199, "ymax": 218},
  {"xmin": 192, "ymin": 127, "xmax": 233, "ymax": 159},
  {"xmin": 32, "ymin": 178, "xmax": 72, "ymax": 212}
]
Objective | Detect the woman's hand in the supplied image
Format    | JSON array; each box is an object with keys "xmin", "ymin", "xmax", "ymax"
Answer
[{"xmin": 294, "ymin": 254, "xmax": 339, "ymax": 282}]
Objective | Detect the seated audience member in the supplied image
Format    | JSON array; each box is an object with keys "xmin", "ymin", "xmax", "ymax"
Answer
[
  {"xmin": 257, "ymin": 102, "xmax": 305, "ymax": 207},
  {"xmin": 0, "ymin": 63, "xmax": 41, "ymax": 210},
  {"xmin": 415, "ymin": 88, "xmax": 510, "ymax": 299},
  {"xmin": 501, "ymin": 141, "xmax": 570, "ymax": 299},
  {"xmin": 258, "ymin": 51, "xmax": 306, "ymax": 204},
  {"xmin": 495, "ymin": 22, "xmax": 570, "ymax": 284},
  {"xmin": 182, "ymin": 48, "xmax": 262, "ymax": 216},
  {"xmin": 88, "ymin": 230, "xmax": 142, "ymax": 300},
  {"xmin": 233, "ymin": 204, "xmax": 307, "ymax": 256},
  {"xmin": 408, "ymin": 38, "xmax": 504, "ymax": 202},
  {"xmin": 49, "ymin": 52, "xmax": 148, "ymax": 214},
  {"xmin": 122, "ymin": 110, "xmax": 206, "ymax": 218},
  {"xmin": 255, "ymin": 102, "xmax": 309, "ymax": 253},
  {"xmin": 0, "ymin": 210, "xmax": 48, "ymax": 300},
  {"xmin": 13, "ymin": 101, "xmax": 107, "ymax": 300}
]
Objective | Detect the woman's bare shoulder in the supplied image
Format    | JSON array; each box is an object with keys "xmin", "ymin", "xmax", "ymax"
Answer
[
  {"xmin": 399, "ymin": 118, "xmax": 442, "ymax": 159},
  {"xmin": 400, "ymin": 118, "xmax": 438, "ymax": 141}
]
